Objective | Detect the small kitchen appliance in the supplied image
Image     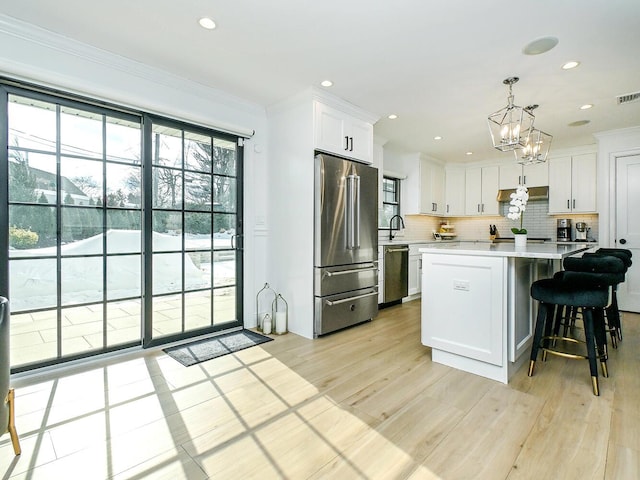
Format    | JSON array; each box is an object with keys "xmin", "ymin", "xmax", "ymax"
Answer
[
  {"xmin": 557, "ymin": 218, "xmax": 571, "ymax": 242},
  {"xmin": 575, "ymin": 222, "xmax": 588, "ymax": 241}
]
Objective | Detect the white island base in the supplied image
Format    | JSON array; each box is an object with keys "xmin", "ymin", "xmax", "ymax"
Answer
[{"xmin": 420, "ymin": 242, "xmax": 591, "ymax": 384}]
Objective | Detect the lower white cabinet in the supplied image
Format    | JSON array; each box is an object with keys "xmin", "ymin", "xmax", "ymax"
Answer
[{"xmin": 408, "ymin": 244, "xmax": 428, "ymax": 296}]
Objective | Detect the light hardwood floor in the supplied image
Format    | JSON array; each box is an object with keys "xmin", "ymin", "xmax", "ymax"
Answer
[{"xmin": 1, "ymin": 300, "xmax": 639, "ymax": 479}]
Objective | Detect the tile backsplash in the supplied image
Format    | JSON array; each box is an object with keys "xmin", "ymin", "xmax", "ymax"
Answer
[{"xmin": 380, "ymin": 200, "xmax": 599, "ymax": 242}]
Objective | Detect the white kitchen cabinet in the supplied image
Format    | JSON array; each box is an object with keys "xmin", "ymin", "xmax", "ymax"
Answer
[
  {"xmin": 445, "ymin": 168, "xmax": 465, "ymax": 216},
  {"xmin": 404, "ymin": 153, "xmax": 446, "ymax": 215},
  {"xmin": 314, "ymin": 101, "xmax": 374, "ymax": 164},
  {"xmin": 464, "ymin": 165, "xmax": 499, "ymax": 215},
  {"xmin": 548, "ymin": 153, "xmax": 597, "ymax": 214},
  {"xmin": 499, "ymin": 162, "xmax": 548, "ymax": 189},
  {"xmin": 408, "ymin": 244, "xmax": 424, "ymax": 296}
]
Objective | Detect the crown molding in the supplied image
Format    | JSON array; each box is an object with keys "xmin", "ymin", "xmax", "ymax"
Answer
[{"xmin": 0, "ymin": 14, "xmax": 265, "ymax": 118}]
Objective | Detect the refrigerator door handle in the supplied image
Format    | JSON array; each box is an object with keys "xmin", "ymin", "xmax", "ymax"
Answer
[{"xmin": 346, "ymin": 174, "xmax": 360, "ymax": 249}]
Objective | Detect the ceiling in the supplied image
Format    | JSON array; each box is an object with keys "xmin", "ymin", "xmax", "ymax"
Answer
[{"xmin": 2, "ymin": 0, "xmax": 640, "ymax": 163}]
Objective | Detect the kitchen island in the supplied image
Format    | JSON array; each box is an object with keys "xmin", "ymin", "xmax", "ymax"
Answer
[{"xmin": 419, "ymin": 242, "xmax": 593, "ymax": 383}]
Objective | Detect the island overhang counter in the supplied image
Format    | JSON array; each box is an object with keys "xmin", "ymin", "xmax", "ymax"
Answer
[{"xmin": 419, "ymin": 242, "xmax": 594, "ymax": 383}]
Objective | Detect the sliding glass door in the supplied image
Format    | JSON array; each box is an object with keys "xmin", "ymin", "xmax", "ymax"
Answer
[
  {"xmin": 1, "ymin": 85, "xmax": 243, "ymax": 371},
  {"xmin": 145, "ymin": 118, "xmax": 243, "ymax": 346}
]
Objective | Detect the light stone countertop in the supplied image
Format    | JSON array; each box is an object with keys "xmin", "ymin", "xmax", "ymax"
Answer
[{"xmin": 418, "ymin": 241, "xmax": 595, "ymax": 259}]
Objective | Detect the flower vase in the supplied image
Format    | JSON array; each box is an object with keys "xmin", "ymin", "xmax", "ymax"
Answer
[{"xmin": 514, "ymin": 233, "xmax": 527, "ymax": 248}]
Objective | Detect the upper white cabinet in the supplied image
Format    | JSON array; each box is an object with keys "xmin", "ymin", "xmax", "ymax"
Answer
[
  {"xmin": 548, "ymin": 153, "xmax": 597, "ymax": 214},
  {"xmin": 314, "ymin": 101, "xmax": 374, "ymax": 163},
  {"xmin": 403, "ymin": 153, "xmax": 445, "ymax": 215},
  {"xmin": 499, "ymin": 162, "xmax": 548, "ymax": 190},
  {"xmin": 465, "ymin": 166, "xmax": 499, "ymax": 215},
  {"xmin": 445, "ymin": 168, "xmax": 465, "ymax": 216}
]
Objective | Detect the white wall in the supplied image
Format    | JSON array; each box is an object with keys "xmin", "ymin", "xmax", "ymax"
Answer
[{"xmin": 0, "ymin": 15, "xmax": 269, "ymax": 327}]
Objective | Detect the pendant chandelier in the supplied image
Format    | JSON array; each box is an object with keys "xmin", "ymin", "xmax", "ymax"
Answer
[
  {"xmin": 487, "ymin": 77, "xmax": 535, "ymax": 152},
  {"xmin": 514, "ymin": 116, "xmax": 552, "ymax": 165}
]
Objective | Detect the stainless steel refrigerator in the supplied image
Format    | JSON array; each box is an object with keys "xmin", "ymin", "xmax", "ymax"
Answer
[{"xmin": 314, "ymin": 153, "xmax": 378, "ymax": 336}]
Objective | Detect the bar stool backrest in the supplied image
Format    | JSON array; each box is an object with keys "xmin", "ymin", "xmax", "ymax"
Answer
[{"xmin": 595, "ymin": 248, "xmax": 632, "ymax": 267}]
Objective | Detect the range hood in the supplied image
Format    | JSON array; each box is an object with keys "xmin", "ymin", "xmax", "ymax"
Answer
[{"xmin": 497, "ymin": 186, "xmax": 549, "ymax": 202}]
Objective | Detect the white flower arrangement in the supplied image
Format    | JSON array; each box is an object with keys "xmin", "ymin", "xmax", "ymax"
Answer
[{"xmin": 507, "ymin": 185, "xmax": 529, "ymax": 234}]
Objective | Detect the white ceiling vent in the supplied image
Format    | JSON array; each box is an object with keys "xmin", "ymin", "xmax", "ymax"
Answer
[{"xmin": 617, "ymin": 91, "xmax": 640, "ymax": 105}]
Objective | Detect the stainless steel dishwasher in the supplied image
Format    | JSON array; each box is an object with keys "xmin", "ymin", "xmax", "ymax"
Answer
[{"xmin": 383, "ymin": 244, "xmax": 409, "ymax": 305}]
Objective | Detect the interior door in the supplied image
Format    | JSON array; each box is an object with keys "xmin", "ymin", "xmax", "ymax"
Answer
[{"xmin": 616, "ymin": 154, "xmax": 640, "ymax": 312}]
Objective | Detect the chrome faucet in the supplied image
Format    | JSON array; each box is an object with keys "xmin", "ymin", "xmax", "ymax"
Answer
[{"xmin": 389, "ymin": 214, "xmax": 405, "ymax": 241}]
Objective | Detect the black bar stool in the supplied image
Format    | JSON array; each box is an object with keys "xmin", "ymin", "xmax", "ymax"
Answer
[
  {"xmin": 595, "ymin": 248, "xmax": 632, "ymax": 341},
  {"xmin": 528, "ymin": 255, "xmax": 625, "ymax": 396},
  {"xmin": 553, "ymin": 252, "xmax": 629, "ymax": 348}
]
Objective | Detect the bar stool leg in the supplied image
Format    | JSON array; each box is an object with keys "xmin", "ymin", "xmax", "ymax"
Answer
[
  {"xmin": 583, "ymin": 308, "xmax": 600, "ymax": 396},
  {"xmin": 529, "ymin": 303, "xmax": 551, "ymax": 376}
]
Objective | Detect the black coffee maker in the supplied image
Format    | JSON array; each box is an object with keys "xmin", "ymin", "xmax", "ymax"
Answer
[{"xmin": 557, "ymin": 219, "xmax": 571, "ymax": 242}]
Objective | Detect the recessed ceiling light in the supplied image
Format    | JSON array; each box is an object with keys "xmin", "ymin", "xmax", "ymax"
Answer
[
  {"xmin": 320, "ymin": 80, "xmax": 333, "ymax": 87},
  {"xmin": 562, "ymin": 61, "xmax": 580, "ymax": 70},
  {"xmin": 198, "ymin": 17, "xmax": 216, "ymax": 30},
  {"xmin": 580, "ymin": 104, "xmax": 593, "ymax": 110},
  {"xmin": 465, "ymin": 151, "xmax": 473, "ymax": 156},
  {"xmin": 388, "ymin": 114, "xmax": 398, "ymax": 120},
  {"xmin": 434, "ymin": 136, "xmax": 442, "ymax": 140},
  {"xmin": 568, "ymin": 120, "xmax": 590, "ymax": 127},
  {"xmin": 522, "ymin": 36, "xmax": 559, "ymax": 55}
]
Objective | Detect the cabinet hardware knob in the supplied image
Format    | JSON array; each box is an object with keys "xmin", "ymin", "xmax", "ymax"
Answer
[{"xmin": 620, "ymin": 238, "xmax": 627, "ymax": 245}]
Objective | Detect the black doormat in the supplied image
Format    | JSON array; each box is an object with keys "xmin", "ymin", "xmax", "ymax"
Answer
[{"xmin": 163, "ymin": 330, "xmax": 273, "ymax": 367}]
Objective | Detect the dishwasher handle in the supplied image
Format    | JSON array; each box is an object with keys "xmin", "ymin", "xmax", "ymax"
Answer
[{"xmin": 385, "ymin": 247, "xmax": 409, "ymax": 253}]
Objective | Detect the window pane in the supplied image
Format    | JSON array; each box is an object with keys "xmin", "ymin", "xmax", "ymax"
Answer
[
  {"xmin": 185, "ymin": 291, "xmax": 211, "ymax": 330},
  {"xmin": 107, "ymin": 163, "xmax": 141, "ymax": 207},
  {"xmin": 152, "ymin": 294, "xmax": 182, "ymax": 336},
  {"xmin": 9, "ymin": 204, "xmax": 57, "ymax": 251},
  {"xmin": 107, "ymin": 211, "xmax": 142, "ymax": 253},
  {"xmin": 185, "ymin": 212, "xmax": 212, "ymax": 249},
  {"xmin": 8, "ymin": 95, "xmax": 57, "ymax": 152},
  {"xmin": 106, "ymin": 118, "xmax": 141, "ymax": 163},
  {"xmin": 214, "ymin": 251, "xmax": 235, "ymax": 288},
  {"xmin": 108, "ymin": 254, "xmax": 141, "ymax": 300},
  {"xmin": 61, "ymin": 304, "xmax": 103, "ymax": 355},
  {"xmin": 10, "ymin": 310, "xmax": 57, "ymax": 366},
  {"xmin": 213, "ymin": 177, "xmax": 236, "ymax": 212},
  {"xmin": 61, "ymin": 257, "xmax": 103, "ymax": 305},
  {"xmin": 60, "ymin": 157, "xmax": 102, "ymax": 206},
  {"xmin": 107, "ymin": 299, "xmax": 141, "ymax": 346},
  {"xmin": 153, "ymin": 212, "xmax": 182, "ymax": 251},
  {"xmin": 61, "ymin": 206, "xmax": 103, "ymax": 249},
  {"xmin": 10, "ymin": 258, "xmax": 57, "ymax": 311},
  {"xmin": 9, "ymin": 152, "xmax": 57, "ymax": 204},
  {"xmin": 153, "ymin": 253, "xmax": 182, "ymax": 295},
  {"xmin": 213, "ymin": 138, "xmax": 237, "ymax": 176},
  {"xmin": 153, "ymin": 167, "xmax": 182, "ymax": 208},
  {"xmin": 213, "ymin": 214, "xmax": 235, "ymax": 247},
  {"xmin": 152, "ymin": 125, "xmax": 182, "ymax": 167},
  {"xmin": 186, "ymin": 253, "xmax": 210, "ymax": 291},
  {"xmin": 185, "ymin": 172, "xmax": 212, "ymax": 211},
  {"xmin": 214, "ymin": 287, "xmax": 236, "ymax": 325},
  {"xmin": 381, "ymin": 204, "xmax": 399, "ymax": 228},
  {"xmin": 185, "ymin": 132, "xmax": 211, "ymax": 172},
  {"xmin": 60, "ymin": 106, "xmax": 103, "ymax": 159}
]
